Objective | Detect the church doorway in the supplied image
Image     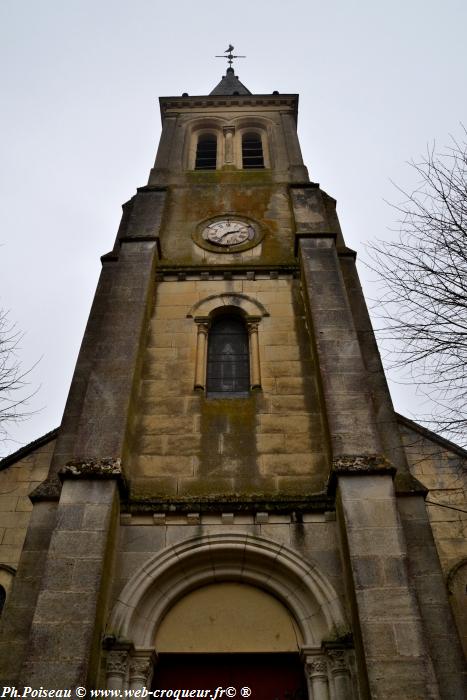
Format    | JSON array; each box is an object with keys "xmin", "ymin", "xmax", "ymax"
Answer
[
  {"xmin": 152, "ymin": 653, "xmax": 307, "ymax": 700},
  {"xmin": 151, "ymin": 583, "xmax": 307, "ymax": 700}
]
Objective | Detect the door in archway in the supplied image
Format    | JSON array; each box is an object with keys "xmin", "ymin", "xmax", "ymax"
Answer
[{"xmin": 152, "ymin": 653, "xmax": 307, "ymax": 700}]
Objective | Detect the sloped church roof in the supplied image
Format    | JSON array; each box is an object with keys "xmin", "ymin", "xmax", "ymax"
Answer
[{"xmin": 210, "ymin": 67, "xmax": 251, "ymax": 96}]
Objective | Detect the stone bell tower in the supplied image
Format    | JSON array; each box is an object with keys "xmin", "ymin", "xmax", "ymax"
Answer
[{"xmin": 0, "ymin": 56, "xmax": 465, "ymax": 699}]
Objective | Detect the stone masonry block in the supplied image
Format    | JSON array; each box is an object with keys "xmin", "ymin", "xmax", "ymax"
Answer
[
  {"xmin": 393, "ymin": 622, "xmax": 426, "ymax": 657},
  {"xmin": 82, "ymin": 504, "xmax": 113, "ymax": 531},
  {"xmin": 351, "ymin": 556, "xmax": 384, "ymax": 589},
  {"xmin": 138, "ymin": 415, "xmax": 194, "ymax": 435},
  {"xmin": 260, "ymin": 453, "xmax": 324, "ymax": 476},
  {"xmin": 347, "ymin": 528, "xmax": 405, "ymax": 556},
  {"xmin": 60, "ymin": 480, "xmax": 115, "ymax": 506},
  {"xmin": 56, "ymin": 505, "xmax": 84, "ymax": 531},
  {"xmin": 34, "ymin": 590, "xmax": 96, "ymax": 624},
  {"xmin": 356, "ymin": 587, "xmax": 418, "ymax": 621},
  {"xmin": 121, "ymin": 525, "xmax": 166, "ymax": 552},
  {"xmin": 363, "ymin": 621, "xmax": 397, "ymax": 657},
  {"xmin": 344, "ymin": 499, "xmax": 399, "ymax": 529},
  {"xmin": 50, "ymin": 530, "xmax": 106, "ymax": 559},
  {"xmin": 256, "ymin": 434, "xmax": 285, "ymax": 453},
  {"xmin": 259, "ymin": 414, "xmax": 313, "ymax": 434},
  {"xmin": 134, "ymin": 455, "xmax": 194, "ymax": 477},
  {"xmin": 2, "ymin": 527, "xmax": 26, "ymax": 547}
]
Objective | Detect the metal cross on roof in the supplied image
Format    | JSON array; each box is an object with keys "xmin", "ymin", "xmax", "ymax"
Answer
[{"xmin": 215, "ymin": 44, "xmax": 246, "ymax": 69}]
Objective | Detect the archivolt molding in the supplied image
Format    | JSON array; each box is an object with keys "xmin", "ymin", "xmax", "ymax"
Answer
[
  {"xmin": 187, "ymin": 293, "xmax": 269, "ymax": 320},
  {"xmin": 446, "ymin": 557, "xmax": 467, "ymax": 593},
  {"xmin": 108, "ymin": 532, "xmax": 348, "ymax": 649}
]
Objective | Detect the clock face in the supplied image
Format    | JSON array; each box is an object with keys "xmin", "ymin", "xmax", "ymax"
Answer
[{"xmin": 202, "ymin": 219, "xmax": 255, "ymax": 247}]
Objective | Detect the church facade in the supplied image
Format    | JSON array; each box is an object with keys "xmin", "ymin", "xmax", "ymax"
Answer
[{"xmin": 0, "ymin": 67, "xmax": 466, "ymax": 699}]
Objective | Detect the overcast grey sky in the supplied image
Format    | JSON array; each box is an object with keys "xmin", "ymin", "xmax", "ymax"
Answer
[{"xmin": 1, "ymin": 0, "xmax": 466, "ymax": 456}]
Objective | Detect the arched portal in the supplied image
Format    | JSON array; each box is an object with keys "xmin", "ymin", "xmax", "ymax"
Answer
[{"xmin": 106, "ymin": 533, "xmax": 352, "ymax": 697}]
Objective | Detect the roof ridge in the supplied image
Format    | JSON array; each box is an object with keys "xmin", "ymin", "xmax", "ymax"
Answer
[{"xmin": 0, "ymin": 427, "xmax": 60, "ymax": 470}]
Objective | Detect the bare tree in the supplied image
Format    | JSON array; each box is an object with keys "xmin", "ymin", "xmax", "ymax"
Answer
[
  {"xmin": 0, "ymin": 309, "xmax": 36, "ymax": 449},
  {"xmin": 368, "ymin": 128, "xmax": 467, "ymax": 446}
]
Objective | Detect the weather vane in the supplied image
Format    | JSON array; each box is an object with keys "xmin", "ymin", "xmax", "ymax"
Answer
[{"xmin": 215, "ymin": 44, "xmax": 246, "ymax": 69}]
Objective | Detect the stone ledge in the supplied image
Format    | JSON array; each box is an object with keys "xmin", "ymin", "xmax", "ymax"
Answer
[
  {"xmin": 124, "ymin": 493, "xmax": 334, "ymax": 516},
  {"xmin": 58, "ymin": 458, "xmax": 128, "ymax": 497},
  {"xmin": 29, "ymin": 478, "xmax": 61, "ymax": 502},
  {"xmin": 327, "ymin": 455, "xmax": 396, "ymax": 496}
]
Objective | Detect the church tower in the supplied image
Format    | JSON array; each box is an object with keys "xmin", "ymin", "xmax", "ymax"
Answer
[{"xmin": 0, "ymin": 58, "xmax": 465, "ymax": 699}]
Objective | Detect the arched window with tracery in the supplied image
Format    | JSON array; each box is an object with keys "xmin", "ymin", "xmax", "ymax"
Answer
[
  {"xmin": 242, "ymin": 132, "xmax": 264, "ymax": 169},
  {"xmin": 206, "ymin": 316, "xmax": 250, "ymax": 397},
  {"xmin": 195, "ymin": 134, "xmax": 217, "ymax": 170}
]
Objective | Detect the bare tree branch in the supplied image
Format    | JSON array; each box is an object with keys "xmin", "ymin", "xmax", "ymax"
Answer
[
  {"xmin": 367, "ymin": 127, "xmax": 467, "ymax": 446},
  {"xmin": 0, "ymin": 308, "xmax": 38, "ymax": 448}
]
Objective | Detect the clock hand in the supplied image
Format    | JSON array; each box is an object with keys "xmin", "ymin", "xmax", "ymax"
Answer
[{"xmin": 219, "ymin": 228, "xmax": 241, "ymax": 238}]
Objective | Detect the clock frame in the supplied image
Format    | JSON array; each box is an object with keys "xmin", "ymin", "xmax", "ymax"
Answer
[{"xmin": 193, "ymin": 215, "xmax": 264, "ymax": 253}]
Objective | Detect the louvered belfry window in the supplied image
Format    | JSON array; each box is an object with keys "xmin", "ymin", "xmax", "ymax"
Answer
[
  {"xmin": 195, "ymin": 134, "xmax": 217, "ymax": 170},
  {"xmin": 242, "ymin": 132, "xmax": 264, "ymax": 169},
  {"xmin": 206, "ymin": 316, "xmax": 250, "ymax": 397}
]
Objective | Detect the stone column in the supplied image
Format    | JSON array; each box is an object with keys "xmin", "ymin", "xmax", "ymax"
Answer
[
  {"xmin": 303, "ymin": 653, "xmax": 329, "ymax": 700},
  {"xmin": 298, "ymin": 230, "xmax": 440, "ymax": 697},
  {"xmin": 18, "ymin": 465, "xmax": 122, "ymax": 690},
  {"xmin": 149, "ymin": 116, "xmax": 177, "ymax": 184},
  {"xmin": 247, "ymin": 320, "xmax": 261, "ymax": 389},
  {"xmin": 223, "ymin": 126, "xmax": 235, "ymax": 165},
  {"xmin": 129, "ymin": 650, "xmax": 157, "ymax": 691},
  {"xmin": 194, "ymin": 320, "xmax": 209, "ymax": 390},
  {"xmin": 106, "ymin": 650, "xmax": 129, "ymax": 691},
  {"xmin": 326, "ymin": 649, "xmax": 351, "ymax": 700},
  {"xmin": 280, "ymin": 113, "xmax": 309, "ymax": 180},
  {"xmin": 298, "ymin": 235, "xmax": 382, "ymax": 458},
  {"xmin": 337, "ymin": 473, "xmax": 440, "ymax": 699}
]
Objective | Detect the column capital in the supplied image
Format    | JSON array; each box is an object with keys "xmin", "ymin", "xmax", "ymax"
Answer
[
  {"xmin": 129, "ymin": 649, "xmax": 157, "ymax": 691},
  {"xmin": 304, "ymin": 655, "xmax": 328, "ymax": 678},
  {"xmin": 106, "ymin": 649, "xmax": 129, "ymax": 676}
]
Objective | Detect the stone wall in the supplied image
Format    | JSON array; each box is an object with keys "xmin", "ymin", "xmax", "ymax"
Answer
[
  {"xmin": 0, "ymin": 437, "xmax": 56, "ymax": 572},
  {"xmin": 128, "ymin": 275, "xmax": 329, "ymax": 498},
  {"xmin": 399, "ymin": 417, "xmax": 467, "ymax": 658}
]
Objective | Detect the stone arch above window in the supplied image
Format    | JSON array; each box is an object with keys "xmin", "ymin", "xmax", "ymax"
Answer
[
  {"xmin": 105, "ymin": 534, "xmax": 352, "ymax": 695},
  {"xmin": 187, "ymin": 293, "xmax": 269, "ymax": 320},
  {"xmin": 108, "ymin": 532, "xmax": 348, "ymax": 649},
  {"xmin": 232, "ymin": 119, "xmax": 272, "ymax": 169},
  {"xmin": 186, "ymin": 120, "xmax": 225, "ymax": 170},
  {"xmin": 187, "ymin": 294, "xmax": 268, "ymax": 393}
]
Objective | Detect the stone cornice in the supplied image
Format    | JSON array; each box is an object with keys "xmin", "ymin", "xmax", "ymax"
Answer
[
  {"xmin": 59, "ymin": 457, "xmax": 128, "ymax": 496},
  {"xmin": 159, "ymin": 94, "xmax": 298, "ymax": 122},
  {"xmin": 327, "ymin": 454, "xmax": 396, "ymax": 496}
]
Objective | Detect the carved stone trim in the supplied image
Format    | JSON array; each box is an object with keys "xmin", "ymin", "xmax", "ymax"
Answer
[
  {"xmin": 301, "ymin": 650, "xmax": 330, "ymax": 700},
  {"xmin": 129, "ymin": 650, "xmax": 157, "ymax": 691},
  {"xmin": 305, "ymin": 656, "xmax": 328, "ymax": 677},
  {"xmin": 107, "ymin": 650, "xmax": 128, "ymax": 675},
  {"xmin": 327, "ymin": 454, "xmax": 396, "ymax": 495},
  {"xmin": 60, "ymin": 457, "xmax": 122, "ymax": 478},
  {"xmin": 327, "ymin": 649, "xmax": 348, "ymax": 674}
]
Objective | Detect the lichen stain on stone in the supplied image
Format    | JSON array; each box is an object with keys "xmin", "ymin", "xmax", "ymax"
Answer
[
  {"xmin": 160, "ymin": 184, "xmax": 296, "ymax": 266},
  {"xmin": 199, "ymin": 395, "xmax": 260, "ymax": 488}
]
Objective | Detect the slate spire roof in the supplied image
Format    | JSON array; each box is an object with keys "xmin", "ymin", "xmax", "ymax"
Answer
[{"xmin": 210, "ymin": 67, "xmax": 252, "ymax": 96}]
